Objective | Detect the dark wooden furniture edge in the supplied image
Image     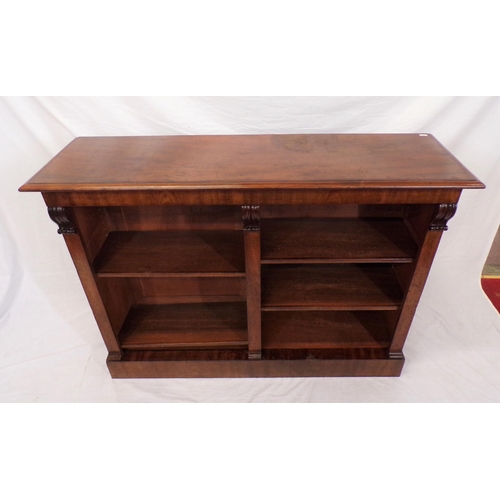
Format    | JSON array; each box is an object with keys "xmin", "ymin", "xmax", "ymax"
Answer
[
  {"xmin": 107, "ymin": 353, "xmax": 405, "ymax": 378},
  {"xmin": 20, "ymin": 180, "xmax": 486, "ymax": 192},
  {"xmin": 18, "ymin": 134, "xmax": 485, "ymax": 194},
  {"xmin": 40, "ymin": 188, "xmax": 465, "ymax": 207}
]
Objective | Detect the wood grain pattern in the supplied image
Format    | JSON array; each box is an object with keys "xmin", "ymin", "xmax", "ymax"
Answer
[
  {"xmin": 20, "ymin": 134, "xmax": 483, "ymax": 191},
  {"xmin": 243, "ymin": 206, "xmax": 262, "ymax": 359},
  {"xmin": 138, "ymin": 277, "xmax": 246, "ymax": 302},
  {"xmin": 119, "ymin": 303, "xmax": 248, "ymax": 350},
  {"xmin": 261, "ymin": 204, "xmax": 408, "ymax": 219},
  {"xmin": 41, "ymin": 188, "xmax": 465, "ymax": 207},
  {"xmin": 107, "ymin": 349, "xmax": 404, "ymax": 377},
  {"xmin": 262, "ymin": 264, "xmax": 403, "ymax": 310},
  {"xmin": 97, "ymin": 277, "xmax": 139, "ymax": 337},
  {"xmin": 261, "ymin": 218, "xmax": 417, "ymax": 263},
  {"xmin": 93, "ymin": 230, "xmax": 245, "ymax": 277},
  {"xmin": 262, "ymin": 311, "xmax": 392, "ymax": 349},
  {"xmin": 62, "ymin": 234, "xmax": 121, "ymax": 353},
  {"xmin": 390, "ymin": 230, "xmax": 444, "ymax": 354},
  {"xmin": 72, "ymin": 207, "xmax": 111, "ymax": 262},
  {"xmin": 107, "ymin": 205, "xmax": 243, "ymax": 231}
]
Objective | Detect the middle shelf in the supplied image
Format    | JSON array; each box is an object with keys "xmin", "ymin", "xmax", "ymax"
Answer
[{"xmin": 262, "ymin": 264, "xmax": 403, "ymax": 310}]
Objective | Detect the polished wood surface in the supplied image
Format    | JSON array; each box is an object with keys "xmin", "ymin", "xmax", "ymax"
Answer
[
  {"xmin": 63, "ymin": 233, "xmax": 122, "ymax": 354},
  {"xmin": 243, "ymin": 206, "xmax": 262, "ymax": 359},
  {"xmin": 138, "ymin": 277, "xmax": 246, "ymax": 303},
  {"xmin": 108, "ymin": 349, "xmax": 404, "ymax": 378},
  {"xmin": 262, "ymin": 311, "xmax": 392, "ymax": 349},
  {"xmin": 20, "ymin": 134, "xmax": 483, "ymax": 191},
  {"xmin": 105, "ymin": 205, "xmax": 243, "ymax": 231},
  {"xmin": 261, "ymin": 218, "xmax": 417, "ymax": 263},
  {"xmin": 94, "ymin": 230, "xmax": 245, "ymax": 277},
  {"xmin": 262, "ymin": 264, "xmax": 403, "ymax": 310},
  {"xmin": 19, "ymin": 134, "xmax": 484, "ymax": 378},
  {"xmin": 41, "ymin": 187, "xmax": 465, "ymax": 207},
  {"xmin": 120, "ymin": 303, "xmax": 248, "ymax": 350}
]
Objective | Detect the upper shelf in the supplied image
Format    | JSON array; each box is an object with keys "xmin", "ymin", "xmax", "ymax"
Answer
[
  {"xmin": 261, "ymin": 218, "xmax": 418, "ymax": 263},
  {"xmin": 94, "ymin": 231, "xmax": 245, "ymax": 277},
  {"xmin": 19, "ymin": 134, "xmax": 484, "ymax": 192}
]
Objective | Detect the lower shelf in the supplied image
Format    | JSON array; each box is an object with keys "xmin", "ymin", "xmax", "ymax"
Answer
[
  {"xmin": 119, "ymin": 302, "xmax": 248, "ymax": 350},
  {"xmin": 262, "ymin": 310, "xmax": 393, "ymax": 349},
  {"xmin": 107, "ymin": 349, "xmax": 404, "ymax": 378},
  {"xmin": 261, "ymin": 264, "xmax": 403, "ymax": 310}
]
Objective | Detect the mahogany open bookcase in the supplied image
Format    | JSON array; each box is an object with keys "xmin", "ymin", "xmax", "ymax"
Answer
[{"xmin": 20, "ymin": 134, "xmax": 484, "ymax": 378}]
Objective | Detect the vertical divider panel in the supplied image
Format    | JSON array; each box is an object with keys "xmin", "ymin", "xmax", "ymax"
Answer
[{"xmin": 242, "ymin": 205, "xmax": 262, "ymax": 359}]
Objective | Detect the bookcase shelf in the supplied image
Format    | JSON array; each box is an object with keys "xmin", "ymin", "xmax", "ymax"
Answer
[
  {"xmin": 20, "ymin": 134, "xmax": 484, "ymax": 378},
  {"xmin": 262, "ymin": 310, "xmax": 392, "ymax": 349},
  {"xmin": 94, "ymin": 230, "xmax": 245, "ymax": 277},
  {"xmin": 261, "ymin": 264, "xmax": 403, "ymax": 311},
  {"xmin": 120, "ymin": 302, "xmax": 248, "ymax": 350},
  {"xmin": 261, "ymin": 218, "xmax": 417, "ymax": 264}
]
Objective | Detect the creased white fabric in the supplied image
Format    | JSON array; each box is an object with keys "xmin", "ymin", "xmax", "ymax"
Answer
[{"xmin": 1, "ymin": 96, "xmax": 499, "ymax": 402}]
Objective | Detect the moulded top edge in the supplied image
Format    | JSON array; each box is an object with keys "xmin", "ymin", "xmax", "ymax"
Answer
[
  {"xmin": 19, "ymin": 133, "xmax": 485, "ymax": 192},
  {"xmin": 19, "ymin": 180, "xmax": 486, "ymax": 193}
]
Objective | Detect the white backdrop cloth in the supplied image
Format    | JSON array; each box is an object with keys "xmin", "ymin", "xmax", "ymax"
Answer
[{"xmin": 1, "ymin": 96, "xmax": 499, "ymax": 402}]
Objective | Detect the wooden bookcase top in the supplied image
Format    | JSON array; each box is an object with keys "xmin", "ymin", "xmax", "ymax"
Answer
[{"xmin": 20, "ymin": 134, "xmax": 484, "ymax": 192}]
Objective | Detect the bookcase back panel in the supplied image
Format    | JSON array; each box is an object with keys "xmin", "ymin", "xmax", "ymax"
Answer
[{"xmin": 107, "ymin": 205, "xmax": 243, "ymax": 231}]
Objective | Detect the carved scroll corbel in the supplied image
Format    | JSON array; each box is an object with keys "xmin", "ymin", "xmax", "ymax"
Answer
[
  {"xmin": 430, "ymin": 203, "xmax": 457, "ymax": 231},
  {"xmin": 242, "ymin": 205, "xmax": 260, "ymax": 231},
  {"xmin": 47, "ymin": 207, "xmax": 77, "ymax": 234}
]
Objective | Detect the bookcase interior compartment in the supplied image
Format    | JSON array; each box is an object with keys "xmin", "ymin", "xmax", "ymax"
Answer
[
  {"xmin": 97, "ymin": 276, "xmax": 247, "ymax": 350},
  {"xmin": 262, "ymin": 310, "xmax": 395, "ymax": 349},
  {"xmin": 261, "ymin": 218, "xmax": 417, "ymax": 263},
  {"xmin": 261, "ymin": 264, "xmax": 404, "ymax": 310},
  {"xmin": 74, "ymin": 202, "xmax": 423, "ymax": 366},
  {"xmin": 93, "ymin": 230, "xmax": 245, "ymax": 277},
  {"xmin": 120, "ymin": 302, "xmax": 248, "ymax": 350},
  {"xmin": 72, "ymin": 205, "xmax": 244, "ymax": 261}
]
